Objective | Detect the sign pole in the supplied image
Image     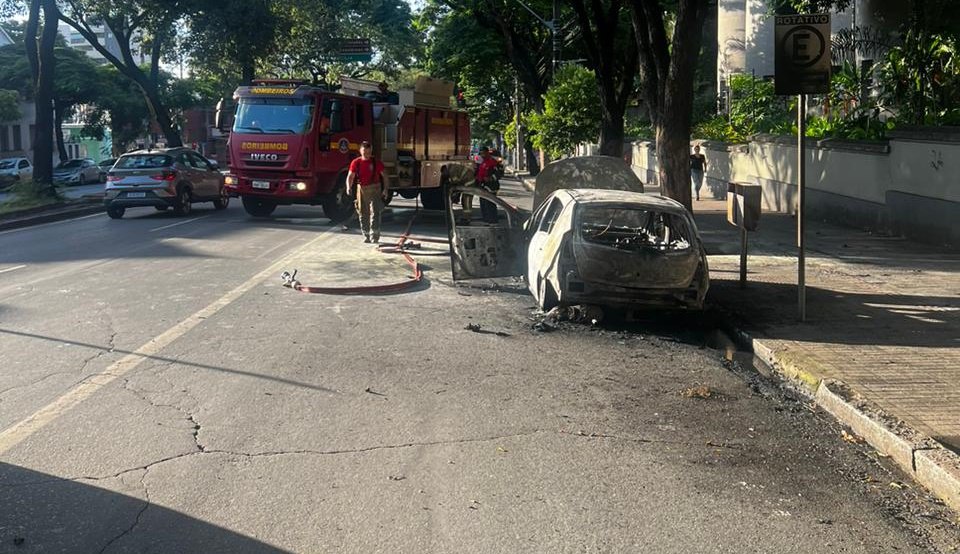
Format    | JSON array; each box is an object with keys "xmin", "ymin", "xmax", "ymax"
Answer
[
  {"xmin": 797, "ymin": 93, "xmax": 807, "ymax": 322},
  {"xmin": 740, "ymin": 223, "xmax": 748, "ymax": 288}
]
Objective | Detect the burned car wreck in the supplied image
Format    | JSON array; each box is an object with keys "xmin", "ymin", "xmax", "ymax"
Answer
[{"xmin": 446, "ymin": 157, "xmax": 709, "ymax": 311}]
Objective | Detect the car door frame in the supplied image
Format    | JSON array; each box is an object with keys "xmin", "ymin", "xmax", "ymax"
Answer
[{"xmin": 446, "ymin": 185, "xmax": 529, "ymax": 281}]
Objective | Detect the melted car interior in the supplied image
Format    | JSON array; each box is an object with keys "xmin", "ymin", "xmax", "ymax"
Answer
[{"xmin": 579, "ymin": 207, "xmax": 691, "ymax": 252}]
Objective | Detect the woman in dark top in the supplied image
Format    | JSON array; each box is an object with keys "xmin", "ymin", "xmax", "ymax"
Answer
[{"xmin": 690, "ymin": 144, "xmax": 707, "ymax": 201}]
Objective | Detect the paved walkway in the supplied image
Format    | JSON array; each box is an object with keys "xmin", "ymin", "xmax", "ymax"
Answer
[{"xmin": 693, "ymin": 196, "xmax": 960, "ymax": 453}]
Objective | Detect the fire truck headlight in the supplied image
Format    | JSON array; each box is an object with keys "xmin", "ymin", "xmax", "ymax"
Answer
[
  {"xmin": 224, "ymin": 175, "xmax": 238, "ymax": 186},
  {"xmin": 290, "ymin": 181, "xmax": 308, "ymax": 191}
]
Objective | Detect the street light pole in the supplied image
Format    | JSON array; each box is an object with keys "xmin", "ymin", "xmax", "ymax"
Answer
[{"xmin": 512, "ymin": 0, "xmax": 558, "ymax": 78}]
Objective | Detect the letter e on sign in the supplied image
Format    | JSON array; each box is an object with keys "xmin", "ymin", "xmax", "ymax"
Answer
[{"xmin": 775, "ymin": 14, "xmax": 831, "ymax": 95}]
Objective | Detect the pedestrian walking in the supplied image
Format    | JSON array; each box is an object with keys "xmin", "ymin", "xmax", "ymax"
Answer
[
  {"xmin": 346, "ymin": 141, "xmax": 387, "ymax": 243},
  {"xmin": 690, "ymin": 144, "xmax": 707, "ymax": 201}
]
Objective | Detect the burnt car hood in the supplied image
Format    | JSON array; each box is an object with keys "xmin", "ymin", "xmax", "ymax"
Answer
[{"xmin": 532, "ymin": 156, "xmax": 644, "ymax": 211}]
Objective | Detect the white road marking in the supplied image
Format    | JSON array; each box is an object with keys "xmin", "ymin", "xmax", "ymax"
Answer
[
  {"xmin": 0, "ymin": 212, "xmax": 103, "ymax": 237},
  {"xmin": 0, "ymin": 223, "xmax": 340, "ymax": 455},
  {"xmin": 0, "ymin": 265, "xmax": 26, "ymax": 275},
  {"xmin": 149, "ymin": 216, "xmax": 206, "ymax": 232}
]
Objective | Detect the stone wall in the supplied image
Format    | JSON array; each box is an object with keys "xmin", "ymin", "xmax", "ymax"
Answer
[{"xmin": 630, "ymin": 128, "xmax": 960, "ymax": 247}]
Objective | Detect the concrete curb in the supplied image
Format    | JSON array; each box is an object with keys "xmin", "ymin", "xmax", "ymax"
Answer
[
  {"xmin": 0, "ymin": 201, "xmax": 104, "ymax": 232},
  {"xmin": 733, "ymin": 323, "xmax": 960, "ymax": 514}
]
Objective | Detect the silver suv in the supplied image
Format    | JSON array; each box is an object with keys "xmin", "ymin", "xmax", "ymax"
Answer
[{"xmin": 104, "ymin": 148, "xmax": 229, "ymax": 219}]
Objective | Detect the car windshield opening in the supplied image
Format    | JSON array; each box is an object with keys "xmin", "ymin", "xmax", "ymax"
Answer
[
  {"xmin": 233, "ymin": 98, "xmax": 315, "ymax": 135},
  {"xmin": 57, "ymin": 160, "xmax": 83, "ymax": 169},
  {"xmin": 115, "ymin": 155, "xmax": 173, "ymax": 169},
  {"xmin": 579, "ymin": 207, "xmax": 691, "ymax": 251}
]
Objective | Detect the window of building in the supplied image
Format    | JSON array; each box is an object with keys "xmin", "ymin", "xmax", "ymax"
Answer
[
  {"xmin": 0, "ymin": 126, "xmax": 9, "ymax": 152},
  {"xmin": 12, "ymin": 125, "xmax": 21, "ymax": 150}
]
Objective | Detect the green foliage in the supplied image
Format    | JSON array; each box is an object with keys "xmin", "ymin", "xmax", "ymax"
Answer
[
  {"xmin": 80, "ymin": 66, "xmax": 150, "ymax": 152},
  {"xmin": 693, "ymin": 115, "xmax": 747, "ymax": 143},
  {"xmin": 878, "ymin": 31, "xmax": 960, "ymax": 126},
  {"xmin": 526, "ymin": 65, "xmax": 601, "ymax": 158},
  {"xmin": 625, "ymin": 114, "xmax": 654, "ymax": 140},
  {"xmin": 421, "ymin": 1, "xmax": 514, "ymax": 143},
  {"xmin": 0, "ymin": 89, "xmax": 19, "ymax": 122},
  {"xmin": 728, "ymin": 74, "xmax": 793, "ymax": 136}
]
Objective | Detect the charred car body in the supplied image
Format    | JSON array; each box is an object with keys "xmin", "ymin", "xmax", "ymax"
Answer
[{"xmin": 447, "ymin": 157, "xmax": 709, "ymax": 311}]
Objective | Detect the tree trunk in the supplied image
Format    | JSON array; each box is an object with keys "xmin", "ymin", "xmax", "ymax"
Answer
[
  {"xmin": 655, "ymin": 119, "xmax": 692, "ymax": 210},
  {"xmin": 54, "ymin": 101, "xmax": 68, "ymax": 163},
  {"xmin": 598, "ymin": 102, "xmax": 626, "ymax": 158},
  {"xmin": 629, "ymin": 0, "xmax": 707, "ymax": 212},
  {"xmin": 133, "ymin": 74, "xmax": 182, "ymax": 147},
  {"xmin": 31, "ymin": 0, "xmax": 58, "ymax": 196},
  {"xmin": 241, "ymin": 61, "xmax": 256, "ymax": 85}
]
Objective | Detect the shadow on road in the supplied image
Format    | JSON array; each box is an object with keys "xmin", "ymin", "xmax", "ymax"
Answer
[
  {"xmin": 0, "ymin": 328, "xmax": 339, "ymax": 395},
  {"xmin": 0, "ymin": 462, "xmax": 288, "ymax": 553}
]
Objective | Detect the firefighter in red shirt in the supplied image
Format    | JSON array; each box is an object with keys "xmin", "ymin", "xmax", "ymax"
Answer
[
  {"xmin": 461, "ymin": 147, "xmax": 500, "ymax": 225},
  {"xmin": 346, "ymin": 141, "xmax": 387, "ymax": 243}
]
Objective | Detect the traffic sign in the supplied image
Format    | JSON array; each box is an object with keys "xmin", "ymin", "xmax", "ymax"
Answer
[
  {"xmin": 774, "ymin": 14, "xmax": 831, "ymax": 95},
  {"xmin": 338, "ymin": 38, "xmax": 373, "ymax": 64}
]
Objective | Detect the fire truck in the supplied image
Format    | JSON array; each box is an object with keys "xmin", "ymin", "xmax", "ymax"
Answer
[{"xmin": 218, "ymin": 77, "xmax": 473, "ymax": 220}]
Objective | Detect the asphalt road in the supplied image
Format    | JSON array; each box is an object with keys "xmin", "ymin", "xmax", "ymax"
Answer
[{"xmin": 0, "ymin": 178, "xmax": 956, "ymax": 553}]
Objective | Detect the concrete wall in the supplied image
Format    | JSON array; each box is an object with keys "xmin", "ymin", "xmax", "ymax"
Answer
[{"xmin": 631, "ymin": 130, "xmax": 960, "ymax": 247}]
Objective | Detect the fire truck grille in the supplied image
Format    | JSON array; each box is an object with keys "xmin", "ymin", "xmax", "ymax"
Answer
[{"xmin": 243, "ymin": 153, "xmax": 289, "ymax": 168}]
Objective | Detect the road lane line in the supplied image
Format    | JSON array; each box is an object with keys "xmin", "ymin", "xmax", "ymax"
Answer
[
  {"xmin": 0, "ymin": 223, "xmax": 340, "ymax": 455},
  {"xmin": 149, "ymin": 216, "xmax": 206, "ymax": 232},
  {"xmin": 0, "ymin": 212, "xmax": 104, "ymax": 237},
  {"xmin": 0, "ymin": 265, "xmax": 26, "ymax": 275}
]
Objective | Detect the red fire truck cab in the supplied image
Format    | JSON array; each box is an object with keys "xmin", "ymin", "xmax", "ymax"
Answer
[{"xmin": 221, "ymin": 77, "xmax": 472, "ymax": 220}]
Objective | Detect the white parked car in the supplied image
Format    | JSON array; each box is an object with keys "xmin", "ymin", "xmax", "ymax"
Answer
[
  {"xmin": 0, "ymin": 157, "xmax": 32, "ymax": 188},
  {"xmin": 53, "ymin": 158, "xmax": 103, "ymax": 186},
  {"xmin": 446, "ymin": 157, "xmax": 709, "ymax": 311}
]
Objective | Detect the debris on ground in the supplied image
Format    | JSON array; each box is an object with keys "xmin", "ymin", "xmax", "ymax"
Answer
[
  {"xmin": 841, "ymin": 429, "xmax": 864, "ymax": 444},
  {"xmin": 364, "ymin": 387, "xmax": 387, "ymax": 397},
  {"xmin": 464, "ymin": 323, "xmax": 510, "ymax": 337},
  {"xmin": 388, "ymin": 475, "xmax": 406, "ymax": 481},
  {"xmin": 680, "ymin": 385, "xmax": 713, "ymax": 399},
  {"xmin": 531, "ymin": 304, "xmax": 605, "ymax": 332}
]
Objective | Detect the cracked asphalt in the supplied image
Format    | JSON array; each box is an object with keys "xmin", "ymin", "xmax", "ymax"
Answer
[{"xmin": 0, "ymin": 178, "xmax": 957, "ymax": 553}]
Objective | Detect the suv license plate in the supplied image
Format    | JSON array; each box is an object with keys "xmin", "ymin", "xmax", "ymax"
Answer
[
  {"xmin": 126, "ymin": 192, "xmax": 146, "ymax": 198},
  {"xmin": 252, "ymin": 180, "xmax": 270, "ymax": 189}
]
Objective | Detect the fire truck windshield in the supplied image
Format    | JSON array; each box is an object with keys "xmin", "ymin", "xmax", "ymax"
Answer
[{"xmin": 233, "ymin": 98, "xmax": 315, "ymax": 135}]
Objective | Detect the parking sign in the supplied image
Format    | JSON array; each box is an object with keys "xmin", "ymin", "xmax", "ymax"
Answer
[{"xmin": 775, "ymin": 14, "xmax": 831, "ymax": 95}]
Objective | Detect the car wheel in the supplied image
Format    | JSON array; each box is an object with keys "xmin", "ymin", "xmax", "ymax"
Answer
[
  {"xmin": 213, "ymin": 187, "xmax": 230, "ymax": 210},
  {"xmin": 106, "ymin": 206, "xmax": 125, "ymax": 219},
  {"xmin": 172, "ymin": 187, "xmax": 192, "ymax": 216},
  {"xmin": 242, "ymin": 196, "xmax": 277, "ymax": 217},
  {"xmin": 155, "ymin": 205, "xmax": 168, "ymax": 211},
  {"xmin": 537, "ymin": 275, "xmax": 559, "ymax": 311}
]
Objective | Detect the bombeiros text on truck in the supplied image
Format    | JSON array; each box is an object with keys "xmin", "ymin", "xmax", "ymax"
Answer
[{"xmin": 216, "ymin": 76, "xmax": 473, "ymax": 220}]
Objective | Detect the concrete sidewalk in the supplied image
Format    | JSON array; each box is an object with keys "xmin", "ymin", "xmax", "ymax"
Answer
[
  {"xmin": 699, "ymin": 197, "xmax": 960, "ymax": 512},
  {"xmin": 512, "ymin": 167, "xmax": 960, "ymax": 511}
]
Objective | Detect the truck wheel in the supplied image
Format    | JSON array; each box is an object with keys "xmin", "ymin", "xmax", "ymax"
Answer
[
  {"xmin": 419, "ymin": 187, "xmax": 444, "ymax": 210},
  {"xmin": 322, "ymin": 174, "xmax": 353, "ymax": 222},
  {"xmin": 398, "ymin": 190, "xmax": 418, "ymax": 200},
  {"xmin": 242, "ymin": 196, "xmax": 277, "ymax": 217}
]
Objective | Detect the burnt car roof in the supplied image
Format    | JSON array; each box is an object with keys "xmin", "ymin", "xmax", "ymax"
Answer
[
  {"xmin": 561, "ymin": 189, "xmax": 690, "ymax": 214},
  {"xmin": 533, "ymin": 156, "xmax": 644, "ymax": 210}
]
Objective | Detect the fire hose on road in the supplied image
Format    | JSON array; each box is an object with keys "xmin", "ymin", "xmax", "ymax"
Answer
[{"xmin": 280, "ymin": 203, "xmax": 430, "ymax": 295}]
